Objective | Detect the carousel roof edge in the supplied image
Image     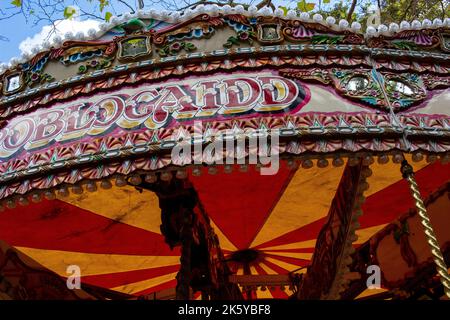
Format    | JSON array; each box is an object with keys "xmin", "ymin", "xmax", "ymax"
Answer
[{"xmin": 0, "ymin": 5, "xmax": 449, "ymax": 74}]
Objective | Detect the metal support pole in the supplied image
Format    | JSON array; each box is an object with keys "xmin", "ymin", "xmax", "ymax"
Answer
[{"xmin": 400, "ymin": 160, "xmax": 450, "ymax": 298}]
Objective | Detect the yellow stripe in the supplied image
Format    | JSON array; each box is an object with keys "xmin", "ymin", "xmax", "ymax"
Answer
[
  {"xmin": 111, "ymin": 272, "xmax": 178, "ymax": 295},
  {"xmin": 251, "ymin": 165, "xmax": 346, "ymax": 247},
  {"xmin": 261, "ymin": 240, "xmax": 317, "ymax": 251},
  {"xmin": 256, "ymin": 289, "xmax": 274, "ymax": 299},
  {"xmin": 14, "ymin": 247, "xmax": 180, "ymax": 277},
  {"xmin": 264, "ymin": 256, "xmax": 302, "ymax": 272},
  {"xmin": 365, "ymin": 154, "xmax": 428, "ymax": 197},
  {"xmin": 355, "ymin": 288, "xmax": 388, "ymax": 299},
  {"xmin": 57, "ymin": 185, "xmax": 163, "ymax": 235},
  {"xmin": 258, "ymin": 262, "xmax": 278, "ymax": 275},
  {"xmin": 355, "ymin": 225, "xmax": 388, "ymax": 244}
]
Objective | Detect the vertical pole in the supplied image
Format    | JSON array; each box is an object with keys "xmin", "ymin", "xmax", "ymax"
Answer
[
  {"xmin": 400, "ymin": 160, "xmax": 450, "ymax": 298},
  {"xmin": 176, "ymin": 218, "xmax": 192, "ymax": 300}
]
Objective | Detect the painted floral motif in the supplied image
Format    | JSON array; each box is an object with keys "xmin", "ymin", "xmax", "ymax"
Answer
[
  {"xmin": 25, "ymin": 71, "xmax": 54, "ymax": 86},
  {"xmin": 157, "ymin": 41, "xmax": 196, "ymax": 57},
  {"xmin": 223, "ymin": 30, "xmax": 256, "ymax": 48},
  {"xmin": 77, "ymin": 59, "xmax": 112, "ymax": 74}
]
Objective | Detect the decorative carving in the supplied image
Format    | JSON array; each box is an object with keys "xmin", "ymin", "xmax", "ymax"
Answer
[
  {"xmin": 257, "ymin": 23, "xmax": 283, "ymax": 43},
  {"xmin": 283, "ymin": 20, "xmax": 364, "ymax": 45},
  {"xmin": 2, "ymin": 72, "xmax": 23, "ymax": 95},
  {"xmin": 368, "ymin": 29, "xmax": 441, "ymax": 50},
  {"xmin": 223, "ymin": 30, "xmax": 256, "ymax": 48},
  {"xmin": 157, "ymin": 41, "xmax": 197, "ymax": 57},
  {"xmin": 77, "ymin": 59, "xmax": 112, "ymax": 74},
  {"xmin": 440, "ymin": 31, "xmax": 450, "ymax": 52},
  {"xmin": 25, "ymin": 70, "xmax": 54, "ymax": 86},
  {"xmin": 118, "ymin": 35, "xmax": 151, "ymax": 61}
]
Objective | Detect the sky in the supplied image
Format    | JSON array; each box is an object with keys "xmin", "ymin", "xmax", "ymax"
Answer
[{"xmin": 0, "ymin": 0, "xmax": 344, "ymax": 64}]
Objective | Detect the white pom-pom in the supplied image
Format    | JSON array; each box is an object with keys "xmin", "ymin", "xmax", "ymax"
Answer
[
  {"xmin": 87, "ymin": 28, "xmax": 97, "ymax": 38},
  {"xmin": 75, "ymin": 31, "xmax": 85, "ymax": 40},
  {"xmin": 41, "ymin": 40, "xmax": 51, "ymax": 49},
  {"xmin": 313, "ymin": 14, "xmax": 323, "ymax": 23},
  {"xmin": 169, "ymin": 11, "xmax": 180, "ymax": 22},
  {"xmin": 137, "ymin": 9, "xmax": 144, "ymax": 18},
  {"xmin": 9, "ymin": 57, "xmax": 19, "ymax": 66},
  {"xmin": 286, "ymin": 10, "xmax": 297, "ymax": 19},
  {"xmin": 110, "ymin": 16, "xmax": 119, "ymax": 24},
  {"xmin": 411, "ymin": 20, "xmax": 421, "ymax": 29},
  {"xmin": 256, "ymin": 6, "xmax": 270, "ymax": 16},
  {"xmin": 148, "ymin": 9, "xmax": 157, "ymax": 18},
  {"xmin": 183, "ymin": 8, "xmax": 194, "ymax": 19},
  {"xmin": 123, "ymin": 12, "xmax": 132, "ymax": 20},
  {"xmin": 444, "ymin": 18, "xmax": 450, "ymax": 26},
  {"xmin": 433, "ymin": 18, "xmax": 443, "ymax": 27},
  {"xmin": 351, "ymin": 21, "xmax": 361, "ymax": 31},
  {"xmin": 52, "ymin": 35, "xmax": 63, "ymax": 45},
  {"xmin": 248, "ymin": 5, "xmax": 258, "ymax": 15},
  {"xmin": 326, "ymin": 16, "xmax": 336, "ymax": 25},
  {"xmin": 31, "ymin": 45, "xmax": 42, "ymax": 54},
  {"xmin": 21, "ymin": 51, "xmax": 32, "ymax": 61},
  {"xmin": 300, "ymin": 12, "xmax": 310, "ymax": 21},
  {"xmin": 196, "ymin": 4, "xmax": 205, "ymax": 13},
  {"xmin": 235, "ymin": 5, "xmax": 245, "ymax": 13},
  {"xmin": 366, "ymin": 26, "xmax": 377, "ymax": 36},
  {"xmin": 422, "ymin": 19, "xmax": 432, "ymax": 28},
  {"xmin": 223, "ymin": 4, "xmax": 233, "ymax": 14},
  {"xmin": 64, "ymin": 31, "xmax": 74, "ymax": 40},
  {"xmin": 274, "ymin": 8, "xmax": 284, "ymax": 17},
  {"xmin": 389, "ymin": 23, "xmax": 399, "ymax": 32},
  {"xmin": 378, "ymin": 24, "xmax": 388, "ymax": 33},
  {"xmin": 400, "ymin": 21, "xmax": 411, "ymax": 30},
  {"xmin": 339, "ymin": 19, "xmax": 349, "ymax": 29}
]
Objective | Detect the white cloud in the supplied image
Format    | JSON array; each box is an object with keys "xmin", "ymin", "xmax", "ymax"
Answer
[{"xmin": 19, "ymin": 19, "xmax": 101, "ymax": 55}]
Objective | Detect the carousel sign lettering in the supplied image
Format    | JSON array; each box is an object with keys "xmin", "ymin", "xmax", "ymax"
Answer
[{"xmin": 0, "ymin": 73, "xmax": 307, "ymax": 159}]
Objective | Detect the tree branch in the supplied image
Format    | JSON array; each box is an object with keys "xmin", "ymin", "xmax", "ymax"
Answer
[
  {"xmin": 347, "ymin": 0, "xmax": 358, "ymax": 22},
  {"xmin": 118, "ymin": 0, "xmax": 136, "ymax": 13}
]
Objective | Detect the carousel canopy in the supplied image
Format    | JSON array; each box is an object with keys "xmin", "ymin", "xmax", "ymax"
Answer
[{"xmin": 0, "ymin": 6, "xmax": 449, "ymax": 300}]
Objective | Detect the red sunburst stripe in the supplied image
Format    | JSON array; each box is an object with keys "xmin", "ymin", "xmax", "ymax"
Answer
[
  {"xmin": 190, "ymin": 164, "xmax": 296, "ymax": 250},
  {"xmin": 253, "ymin": 217, "xmax": 327, "ymax": 250},
  {"xmin": 259, "ymin": 258, "xmax": 291, "ymax": 274},
  {"xmin": 359, "ymin": 162, "xmax": 450, "ymax": 229},
  {"xmin": 0, "ymin": 199, "xmax": 179, "ymax": 256},
  {"xmin": 80, "ymin": 264, "xmax": 180, "ymax": 289},
  {"xmin": 253, "ymin": 263, "xmax": 288, "ymax": 299}
]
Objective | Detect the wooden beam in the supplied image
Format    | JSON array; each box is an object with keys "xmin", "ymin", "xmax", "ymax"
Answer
[{"xmin": 297, "ymin": 161, "xmax": 368, "ymax": 299}]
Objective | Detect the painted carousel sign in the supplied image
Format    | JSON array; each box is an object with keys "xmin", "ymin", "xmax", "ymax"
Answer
[{"xmin": 0, "ymin": 72, "xmax": 309, "ymax": 159}]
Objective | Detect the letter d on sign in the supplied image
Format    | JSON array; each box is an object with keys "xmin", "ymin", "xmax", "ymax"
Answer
[
  {"xmin": 66, "ymin": 265, "xmax": 81, "ymax": 290},
  {"xmin": 366, "ymin": 265, "xmax": 381, "ymax": 289}
]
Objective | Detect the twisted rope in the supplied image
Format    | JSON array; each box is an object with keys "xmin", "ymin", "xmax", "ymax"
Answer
[{"xmin": 401, "ymin": 160, "xmax": 450, "ymax": 298}]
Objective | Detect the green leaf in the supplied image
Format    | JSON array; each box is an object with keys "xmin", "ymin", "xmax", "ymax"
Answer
[
  {"xmin": 296, "ymin": 0, "xmax": 315, "ymax": 12},
  {"xmin": 10, "ymin": 0, "xmax": 21, "ymax": 7},
  {"xmin": 105, "ymin": 11, "xmax": 112, "ymax": 22},
  {"xmin": 323, "ymin": 0, "xmax": 330, "ymax": 3},
  {"xmin": 305, "ymin": 3, "xmax": 315, "ymax": 11},
  {"xmin": 64, "ymin": 6, "xmax": 77, "ymax": 20},
  {"xmin": 278, "ymin": 6, "xmax": 289, "ymax": 15},
  {"xmin": 99, "ymin": 0, "xmax": 109, "ymax": 12}
]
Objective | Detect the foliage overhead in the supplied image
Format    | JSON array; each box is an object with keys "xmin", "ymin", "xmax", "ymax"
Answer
[{"xmin": 0, "ymin": 1, "xmax": 449, "ymax": 31}]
